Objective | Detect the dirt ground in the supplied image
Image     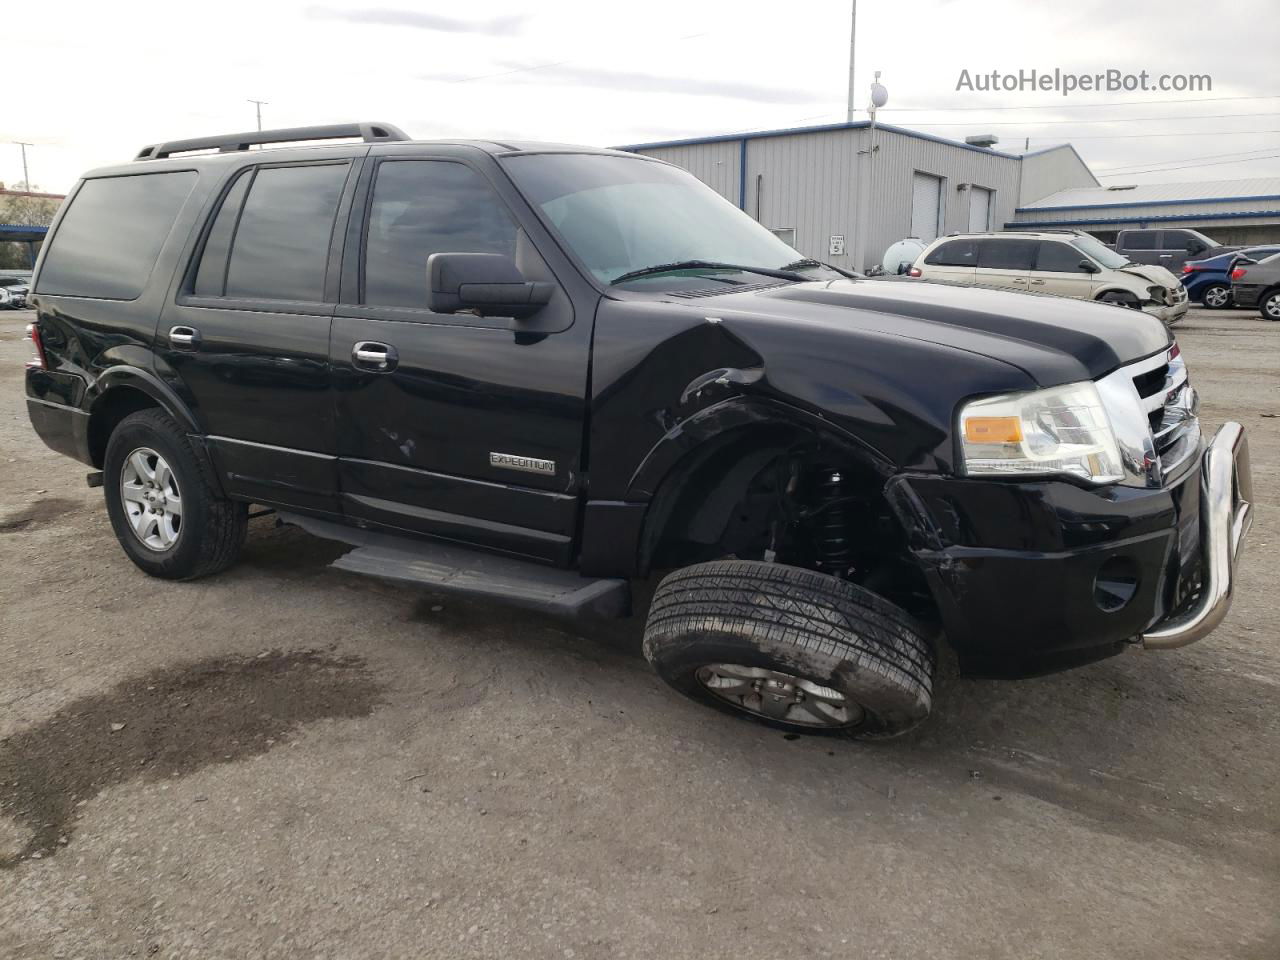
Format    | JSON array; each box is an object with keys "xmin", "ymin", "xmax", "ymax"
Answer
[{"xmin": 1, "ymin": 306, "xmax": 1276, "ymax": 960}]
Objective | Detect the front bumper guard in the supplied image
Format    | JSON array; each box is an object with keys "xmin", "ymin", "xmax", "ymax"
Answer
[{"xmin": 1139, "ymin": 421, "xmax": 1253, "ymax": 650}]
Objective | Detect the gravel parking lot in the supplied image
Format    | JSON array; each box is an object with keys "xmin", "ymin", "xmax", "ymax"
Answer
[{"xmin": 1, "ymin": 306, "xmax": 1276, "ymax": 960}]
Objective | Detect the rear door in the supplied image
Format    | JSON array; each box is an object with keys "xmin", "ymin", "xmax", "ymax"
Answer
[
  {"xmin": 159, "ymin": 156, "xmax": 361, "ymax": 514},
  {"xmin": 919, "ymin": 237, "xmax": 977, "ymax": 286},
  {"xmin": 974, "ymin": 238, "xmax": 1035, "ymax": 292},
  {"xmin": 330, "ymin": 149, "xmax": 591, "ymax": 564},
  {"xmin": 1029, "ymin": 240, "xmax": 1097, "ymax": 299}
]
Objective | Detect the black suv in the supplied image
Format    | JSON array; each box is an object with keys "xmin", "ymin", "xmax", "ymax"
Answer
[{"xmin": 24, "ymin": 123, "xmax": 1253, "ymax": 739}]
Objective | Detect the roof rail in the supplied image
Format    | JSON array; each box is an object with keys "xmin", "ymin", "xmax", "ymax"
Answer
[{"xmin": 134, "ymin": 122, "xmax": 409, "ymax": 161}]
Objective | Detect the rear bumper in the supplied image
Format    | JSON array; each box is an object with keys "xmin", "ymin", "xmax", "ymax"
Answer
[
  {"xmin": 25, "ymin": 396, "xmax": 93, "ymax": 466},
  {"xmin": 1231, "ymin": 284, "xmax": 1264, "ymax": 308},
  {"xmin": 1138, "ymin": 422, "xmax": 1252, "ymax": 649},
  {"xmin": 890, "ymin": 424, "xmax": 1250, "ymax": 677}
]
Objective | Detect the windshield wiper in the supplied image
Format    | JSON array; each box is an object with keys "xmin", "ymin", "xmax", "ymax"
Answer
[
  {"xmin": 609, "ymin": 259, "xmax": 808, "ymax": 286},
  {"xmin": 782, "ymin": 257, "xmax": 856, "ymax": 278}
]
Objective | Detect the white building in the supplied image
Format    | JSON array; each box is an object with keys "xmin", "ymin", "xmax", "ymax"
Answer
[{"xmin": 618, "ymin": 122, "xmax": 1096, "ymax": 271}]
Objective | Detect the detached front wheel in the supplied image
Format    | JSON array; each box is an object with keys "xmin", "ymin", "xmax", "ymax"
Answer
[{"xmin": 642, "ymin": 561, "xmax": 935, "ymax": 739}]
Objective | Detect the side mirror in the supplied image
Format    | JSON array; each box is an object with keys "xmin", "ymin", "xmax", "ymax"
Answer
[
  {"xmin": 427, "ymin": 252, "xmax": 554, "ymax": 319},
  {"xmin": 1079, "ymin": 259, "xmax": 1100, "ymax": 274}
]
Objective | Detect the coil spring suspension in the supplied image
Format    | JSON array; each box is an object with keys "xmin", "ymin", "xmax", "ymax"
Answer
[{"xmin": 810, "ymin": 468, "xmax": 856, "ymax": 575}]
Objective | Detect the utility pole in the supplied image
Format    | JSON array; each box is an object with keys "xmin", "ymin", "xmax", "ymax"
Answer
[
  {"xmin": 12, "ymin": 141, "xmax": 32, "ymax": 191},
  {"xmin": 247, "ymin": 99, "xmax": 268, "ymax": 131},
  {"xmin": 845, "ymin": 0, "xmax": 857, "ymax": 123}
]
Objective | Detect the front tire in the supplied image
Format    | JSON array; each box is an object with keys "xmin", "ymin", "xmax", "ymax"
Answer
[
  {"xmin": 1200, "ymin": 284, "xmax": 1231, "ymax": 309},
  {"xmin": 104, "ymin": 409, "xmax": 247, "ymax": 580},
  {"xmin": 642, "ymin": 561, "xmax": 935, "ymax": 739}
]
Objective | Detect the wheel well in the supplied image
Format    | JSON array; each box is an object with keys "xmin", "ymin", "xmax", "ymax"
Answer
[
  {"xmin": 88, "ymin": 387, "xmax": 161, "ymax": 467},
  {"xmin": 641, "ymin": 427, "xmax": 938, "ymax": 623}
]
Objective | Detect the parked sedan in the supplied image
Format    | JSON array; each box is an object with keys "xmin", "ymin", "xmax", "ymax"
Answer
[
  {"xmin": 0, "ymin": 277, "xmax": 29, "ymax": 309},
  {"xmin": 1230, "ymin": 252, "xmax": 1280, "ymax": 320},
  {"xmin": 1183, "ymin": 245, "xmax": 1280, "ymax": 308}
]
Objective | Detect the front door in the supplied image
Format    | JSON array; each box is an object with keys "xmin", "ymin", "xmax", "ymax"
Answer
[
  {"xmin": 330, "ymin": 153, "xmax": 592, "ymax": 564},
  {"xmin": 1029, "ymin": 240, "xmax": 1098, "ymax": 299},
  {"xmin": 159, "ymin": 157, "xmax": 360, "ymax": 514}
]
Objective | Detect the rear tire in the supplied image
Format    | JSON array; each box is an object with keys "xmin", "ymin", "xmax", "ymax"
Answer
[
  {"xmin": 1200, "ymin": 284, "xmax": 1231, "ymax": 309},
  {"xmin": 104, "ymin": 409, "xmax": 247, "ymax": 580},
  {"xmin": 642, "ymin": 560, "xmax": 935, "ymax": 739},
  {"xmin": 1261, "ymin": 290, "xmax": 1280, "ymax": 321}
]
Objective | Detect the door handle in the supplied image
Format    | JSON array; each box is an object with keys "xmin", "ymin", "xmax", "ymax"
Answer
[
  {"xmin": 1012, "ymin": 277, "xmax": 1027, "ymax": 283},
  {"xmin": 1158, "ymin": 254, "xmax": 1172, "ymax": 259},
  {"xmin": 352, "ymin": 341, "xmax": 397, "ymax": 372},
  {"xmin": 169, "ymin": 325, "xmax": 200, "ymax": 350},
  {"xmin": 1029, "ymin": 278, "xmax": 1045, "ymax": 285}
]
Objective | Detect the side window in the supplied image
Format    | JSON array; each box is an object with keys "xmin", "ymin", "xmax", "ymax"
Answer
[
  {"xmin": 36, "ymin": 171, "xmax": 197, "ymax": 300},
  {"xmin": 1034, "ymin": 241, "xmax": 1087, "ymax": 273},
  {"xmin": 924, "ymin": 239, "xmax": 978, "ymax": 266},
  {"xmin": 1159, "ymin": 230, "xmax": 1190, "ymax": 251},
  {"xmin": 977, "ymin": 239, "xmax": 1036, "ymax": 271},
  {"xmin": 1124, "ymin": 231, "xmax": 1157, "ymax": 250},
  {"xmin": 198, "ymin": 163, "xmax": 348, "ymax": 303},
  {"xmin": 192, "ymin": 171, "xmax": 251, "ymax": 297},
  {"xmin": 363, "ymin": 160, "xmax": 518, "ymax": 309}
]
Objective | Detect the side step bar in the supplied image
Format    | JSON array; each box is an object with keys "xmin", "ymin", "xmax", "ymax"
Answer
[{"xmin": 276, "ymin": 512, "xmax": 630, "ymax": 619}]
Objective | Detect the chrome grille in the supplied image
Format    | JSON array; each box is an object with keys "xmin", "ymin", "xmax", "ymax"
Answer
[{"xmin": 1130, "ymin": 346, "xmax": 1199, "ymax": 478}]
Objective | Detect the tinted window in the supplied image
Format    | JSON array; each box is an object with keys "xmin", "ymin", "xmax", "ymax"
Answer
[
  {"xmin": 1124, "ymin": 231, "xmax": 1157, "ymax": 249},
  {"xmin": 1035, "ymin": 241, "xmax": 1088, "ymax": 272},
  {"xmin": 364, "ymin": 161, "xmax": 517, "ymax": 308},
  {"xmin": 37, "ymin": 172, "xmax": 196, "ymax": 300},
  {"xmin": 193, "ymin": 171, "xmax": 251, "ymax": 297},
  {"xmin": 224, "ymin": 163, "xmax": 347, "ymax": 302},
  {"xmin": 977, "ymin": 238, "xmax": 1036, "ymax": 271},
  {"xmin": 924, "ymin": 239, "xmax": 978, "ymax": 267}
]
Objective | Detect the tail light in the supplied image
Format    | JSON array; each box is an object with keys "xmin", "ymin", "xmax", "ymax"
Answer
[
  {"xmin": 907, "ymin": 266, "xmax": 922, "ymax": 278},
  {"xmin": 25, "ymin": 323, "xmax": 48, "ymax": 370},
  {"xmin": 1169, "ymin": 342, "xmax": 1180, "ymax": 361},
  {"xmin": 1181, "ymin": 263, "xmax": 1197, "ymax": 274},
  {"xmin": 1231, "ymin": 267, "xmax": 1247, "ymax": 281}
]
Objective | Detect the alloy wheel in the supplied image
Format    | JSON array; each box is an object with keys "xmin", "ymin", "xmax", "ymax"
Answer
[{"xmin": 119, "ymin": 447, "xmax": 183, "ymax": 551}]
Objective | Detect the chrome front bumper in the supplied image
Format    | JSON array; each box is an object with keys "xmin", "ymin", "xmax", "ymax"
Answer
[{"xmin": 1139, "ymin": 422, "xmax": 1253, "ymax": 649}]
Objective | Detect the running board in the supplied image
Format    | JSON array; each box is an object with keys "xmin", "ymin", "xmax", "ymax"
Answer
[{"xmin": 276, "ymin": 512, "xmax": 630, "ymax": 619}]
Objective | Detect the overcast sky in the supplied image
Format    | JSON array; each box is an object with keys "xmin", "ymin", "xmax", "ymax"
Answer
[{"xmin": 6, "ymin": 0, "xmax": 1279, "ymax": 193}]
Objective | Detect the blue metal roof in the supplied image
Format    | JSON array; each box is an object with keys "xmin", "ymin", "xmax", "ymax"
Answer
[
  {"xmin": 1008, "ymin": 209, "xmax": 1280, "ymax": 228},
  {"xmin": 0, "ymin": 223, "xmax": 48, "ymax": 236}
]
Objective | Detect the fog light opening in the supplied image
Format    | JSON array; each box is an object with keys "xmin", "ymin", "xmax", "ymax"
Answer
[{"xmin": 1095, "ymin": 556, "xmax": 1140, "ymax": 613}]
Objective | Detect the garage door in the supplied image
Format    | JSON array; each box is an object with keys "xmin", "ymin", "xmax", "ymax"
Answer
[
  {"xmin": 911, "ymin": 172, "xmax": 943, "ymax": 242},
  {"xmin": 968, "ymin": 187, "xmax": 992, "ymax": 232}
]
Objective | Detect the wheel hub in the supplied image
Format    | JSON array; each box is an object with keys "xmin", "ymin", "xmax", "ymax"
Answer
[
  {"xmin": 695, "ymin": 663, "xmax": 862, "ymax": 728},
  {"xmin": 120, "ymin": 447, "xmax": 183, "ymax": 552}
]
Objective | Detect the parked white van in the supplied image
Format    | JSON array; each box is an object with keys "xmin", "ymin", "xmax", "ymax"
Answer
[{"xmin": 910, "ymin": 230, "xmax": 1188, "ymax": 325}]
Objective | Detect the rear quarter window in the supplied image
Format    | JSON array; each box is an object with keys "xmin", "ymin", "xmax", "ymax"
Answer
[
  {"xmin": 36, "ymin": 171, "xmax": 197, "ymax": 300},
  {"xmin": 924, "ymin": 239, "xmax": 978, "ymax": 267}
]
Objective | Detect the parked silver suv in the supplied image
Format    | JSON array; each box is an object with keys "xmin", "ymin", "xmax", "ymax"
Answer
[{"xmin": 911, "ymin": 230, "xmax": 1188, "ymax": 325}]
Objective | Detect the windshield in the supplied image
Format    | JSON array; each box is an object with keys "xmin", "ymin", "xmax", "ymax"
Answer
[
  {"xmin": 502, "ymin": 153, "xmax": 810, "ymax": 285},
  {"xmin": 1072, "ymin": 234, "xmax": 1130, "ymax": 269}
]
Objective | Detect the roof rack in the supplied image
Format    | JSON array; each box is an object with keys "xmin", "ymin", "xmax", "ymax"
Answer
[{"xmin": 134, "ymin": 122, "xmax": 409, "ymax": 161}]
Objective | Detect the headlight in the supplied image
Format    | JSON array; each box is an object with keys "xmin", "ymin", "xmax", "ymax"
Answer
[{"xmin": 958, "ymin": 381, "xmax": 1123, "ymax": 483}]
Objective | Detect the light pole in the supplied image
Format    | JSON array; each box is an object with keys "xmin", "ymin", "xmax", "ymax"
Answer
[
  {"xmin": 845, "ymin": 0, "xmax": 857, "ymax": 123},
  {"xmin": 853, "ymin": 74, "xmax": 888, "ymax": 273},
  {"xmin": 247, "ymin": 99, "xmax": 268, "ymax": 132},
  {"xmin": 12, "ymin": 141, "xmax": 32, "ymax": 191}
]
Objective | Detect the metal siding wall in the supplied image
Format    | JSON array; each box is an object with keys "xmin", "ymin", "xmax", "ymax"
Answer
[
  {"xmin": 862, "ymin": 130, "xmax": 1020, "ymax": 271},
  {"xmin": 632, "ymin": 128, "xmax": 1021, "ymax": 270},
  {"xmin": 1018, "ymin": 147, "xmax": 1098, "ymax": 206},
  {"xmin": 744, "ymin": 129, "xmax": 858, "ymax": 268},
  {"xmin": 631, "ymin": 142, "xmax": 740, "ymax": 203}
]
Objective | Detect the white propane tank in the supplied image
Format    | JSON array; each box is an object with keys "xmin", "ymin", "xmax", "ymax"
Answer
[{"xmin": 882, "ymin": 238, "xmax": 926, "ymax": 275}]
